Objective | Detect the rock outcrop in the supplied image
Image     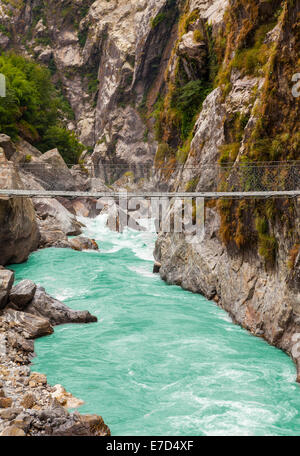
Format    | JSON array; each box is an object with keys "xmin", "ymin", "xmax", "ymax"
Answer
[
  {"xmin": 0, "ymin": 149, "xmax": 40, "ymax": 265},
  {"xmin": 151, "ymin": 0, "xmax": 300, "ymax": 381},
  {"xmin": 25, "ymin": 286, "xmax": 97, "ymax": 326}
]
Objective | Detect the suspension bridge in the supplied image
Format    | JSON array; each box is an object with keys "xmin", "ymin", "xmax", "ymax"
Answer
[{"xmin": 0, "ymin": 161, "xmax": 299, "ymax": 199}]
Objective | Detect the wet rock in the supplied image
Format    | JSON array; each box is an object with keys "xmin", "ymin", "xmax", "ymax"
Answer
[
  {"xmin": 26, "ymin": 148, "xmax": 76, "ymax": 191},
  {"xmin": 52, "ymin": 413, "xmax": 110, "ymax": 436},
  {"xmin": 69, "ymin": 237, "xmax": 99, "ymax": 252},
  {"xmin": 25, "ymin": 286, "xmax": 97, "ymax": 326},
  {"xmin": 153, "ymin": 262, "xmax": 161, "ymax": 274},
  {"xmin": 9, "ymin": 280, "xmax": 37, "ymax": 309},
  {"xmin": 3, "ymin": 309, "xmax": 54, "ymax": 339},
  {"xmin": 106, "ymin": 203, "xmax": 147, "ymax": 233},
  {"xmin": 51, "ymin": 385, "xmax": 84, "ymax": 409},
  {"xmin": 1, "ymin": 425, "xmax": 26, "ymax": 436},
  {"xmin": 0, "ymin": 269, "xmax": 15, "ymax": 310},
  {"xmin": 71, "ymin": 197, "xmax": 102, "ymax": 219}
]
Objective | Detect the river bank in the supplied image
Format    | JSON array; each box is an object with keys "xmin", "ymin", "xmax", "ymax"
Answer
[{"xmin": 0, "ymin": 232, "xmax": 110, "ymax": 435}]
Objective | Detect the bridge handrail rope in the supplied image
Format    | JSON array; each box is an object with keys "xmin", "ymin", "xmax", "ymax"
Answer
[{"xmin": 0, "ymin": 161, "xmax": 299, "ymax": 199}]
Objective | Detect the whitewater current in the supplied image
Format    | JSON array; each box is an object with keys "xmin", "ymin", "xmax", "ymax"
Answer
[{"xmin": 11, "ymin": 215, "xmax": 300, "ymax": 436}]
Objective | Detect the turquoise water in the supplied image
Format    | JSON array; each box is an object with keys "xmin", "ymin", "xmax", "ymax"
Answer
[{"xmin": 11, "ymin": 215, "xmax": 300, "ymax": 436}]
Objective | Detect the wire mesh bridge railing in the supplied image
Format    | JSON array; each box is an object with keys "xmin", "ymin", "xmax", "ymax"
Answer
[{"xmin": 0, "ymin": 161, "xmax": 299, "ymax": 199}]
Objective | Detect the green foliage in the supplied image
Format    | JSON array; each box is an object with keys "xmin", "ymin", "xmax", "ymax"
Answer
[
  {"xmin": 170, "ymin": 80, "xmax": 212, "ymax": 140},
  {"xmin": 219, "ymin": 143, "xmax": 240, "ymax": 164},
  {"xmin": 185, "ymin": 177, "xmax": 199, "ymax": 192},
  {"xmin": 232, "ymin": 22, "xmax": 276, "ymax": 76},
  {"xmin": 38, "ymin": 126, "xmax": 84, "ymax": 164},
  {"xmin": 151, "ymin": 13, "xmax": 166, "ymax": 29},
  {"xmin": 256, "ymin": 216, "xmax": 277, "ymax": 265},
  {"xmin": 193, "ymin": 29, "xmax": 204, "ymax": 43},
  {"xmin": 0, "ymin": 52, "xmax": 82, "ymax": 163},
  {"xmin": 78, "ymin": 25, "xmax": 89, "ymax": 48}
]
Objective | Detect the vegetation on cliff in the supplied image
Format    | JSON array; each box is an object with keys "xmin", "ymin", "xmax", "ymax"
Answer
[
  {"xmin": 0, "ymin": 52, "xmax": 84, "ymax": 163},
  {"xmin": 150, "ymin": 0, "xmax": 299, "ymax": 268}
]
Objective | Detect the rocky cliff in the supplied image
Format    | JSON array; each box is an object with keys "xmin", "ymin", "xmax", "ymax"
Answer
[{"xmin": 152, "ymin": 0, "xmax": 300, "ymax": 379}]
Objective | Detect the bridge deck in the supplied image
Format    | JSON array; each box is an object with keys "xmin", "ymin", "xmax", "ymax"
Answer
[{"xmin": 0, "ymin": 190, "xmax": 299, "ymax": 199}]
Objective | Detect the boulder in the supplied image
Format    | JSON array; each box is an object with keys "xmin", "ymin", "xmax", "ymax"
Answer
[
  {"xmin": 13, "ymin": 138, "xmax": 42, "ymax": 164},
  {"xmin": 51, "ymin": 384, "xmax": 84, "ymax": 409},
  {"xmin": 9, "ymin": 280, "xmax": 36, "ymax": 309},
  {"xmin": 69, "ymin": 237, "xmax": 99, "ymax": 252},
  {"xmin": 33, "ymin": 197, "xmax": 83, "ymax": 237},
  {"xmin": 6, "ymin": 333, "xmax": 34, "ymax": 353},
  {"xmin": 0, "ymin": 269, "xmax": 15, "ymax": 309},
  {"xmin": 2, "ymin": 309, "xmax": 54, "ymax": 339},
  {"xmin": 26, "ymin": 148, "xmax": 76, "ymax": 191},
  {"xmin": 38, "ymin": 228, "xmax": 70, "ymax": 249},
  {"xmin": 0, "ymin": 425, "xmax": 26, "ymax": 436},
  {"xmin": 0, "ymin": 408, "xmax": 20, "ymax": 420},
  {"xmin": 25, "ymin": 286, "xmax": 97, "ymax": 326},
  {"xmin": 52, "ymin": 414, "xmax": 110, "ymax": 436},
  {"xmin": 0, "ymin": 149, "xmax": 40, "ymax": 265},
  {"xmin": 71, "ymin": 197, "xmax": 102, "ymax": 218}
]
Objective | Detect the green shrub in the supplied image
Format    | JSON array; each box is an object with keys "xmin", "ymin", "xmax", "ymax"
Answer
[
  {"xmin": 0, "ymin": 52, "xmax": 82, "ymax": 163},
  {"xmin": 151, "ymin": 13, "xmax": 166, "ymax": 28},
  {"xmin": 171, "ymin": 80, "xmax": 212, "ymax": 140},
  {"xmin": 38, "ymin": 126, "xmax": 84, "ymax": 164}
]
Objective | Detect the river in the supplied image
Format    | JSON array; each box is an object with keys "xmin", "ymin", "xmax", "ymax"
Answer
[{"xmin": 10, "ymin": 215, "xmax": 300, "ymax": 436}]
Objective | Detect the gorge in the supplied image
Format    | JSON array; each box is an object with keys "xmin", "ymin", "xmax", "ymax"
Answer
[{"xmin": 0, "ymin": 0, "xmax": 299, "ymax": 437}]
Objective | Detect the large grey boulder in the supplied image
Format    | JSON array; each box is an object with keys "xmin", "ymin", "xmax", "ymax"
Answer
[
  {"xmin": 33, "ymin": 198, "xmax": 85, "ymax": 249},
  {"xmin": 9, "ymin": 280, "xmax": 37, "ymax": 310},
  {"xmin": 25, "ymin": 286, "xmax": 97, "ymax": 326},
  {"xmin": 0, "ymin": 269, "xmax": 15, "ymax": 310},
  {"xmin": 26, "ymin": 149, "xmax": 76, "ymax": 191}
]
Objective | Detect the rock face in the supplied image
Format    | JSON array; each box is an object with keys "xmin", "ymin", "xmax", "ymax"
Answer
[
  {"xmin": 33, "ymin": 198, "xmax": 83, "ymax": 248},
  {"xmin": 0, "ymin": 149, "xmax": 40, "ymax": 265},
  {"xmin": 0, "ymin": 269, "xmax": 14, "ymax": 310},
  {"xmin": 0, "ymin": 0, "xmax": 182, "ymax": 182},
  {"xmin": 150, "ymin": 0, "xmax": 300, "ymax": 380},
  {"xmin": 25, "ymin": 149, "xmax": 77, "ymax": 191},
  {"xmin": 10, "ymin": 280, "xmax": 37, "ymax": 310}
]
